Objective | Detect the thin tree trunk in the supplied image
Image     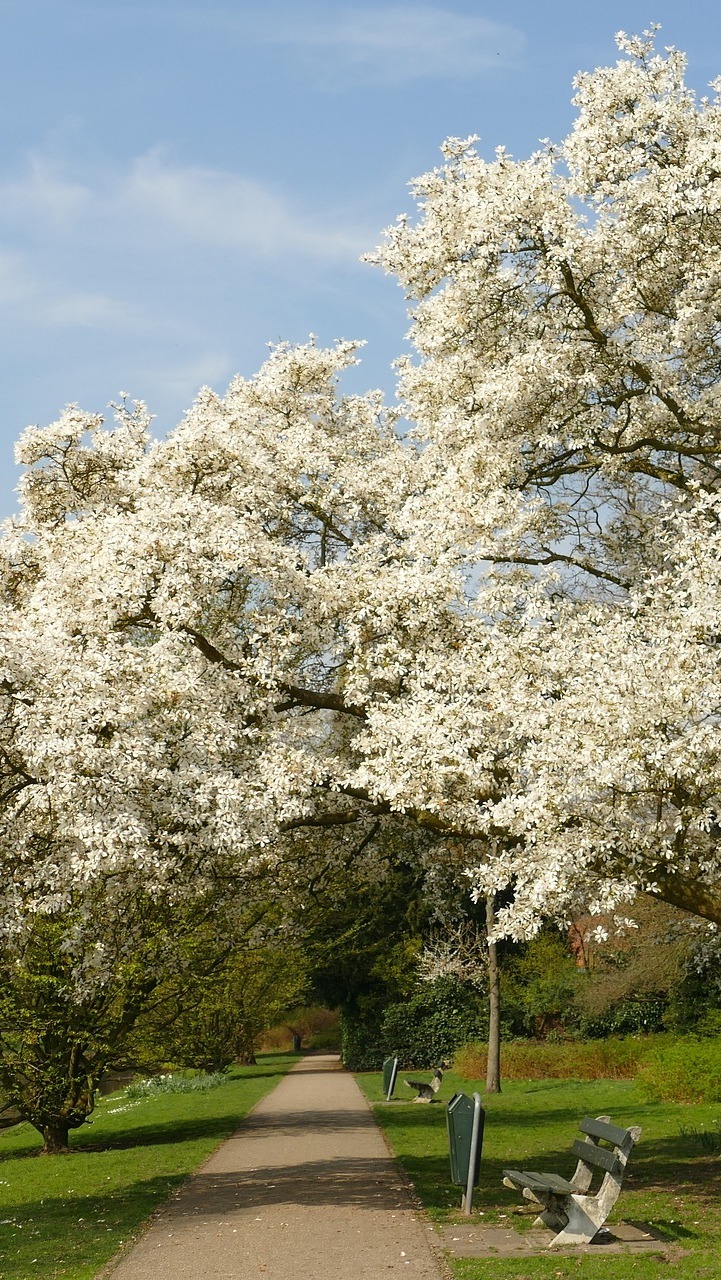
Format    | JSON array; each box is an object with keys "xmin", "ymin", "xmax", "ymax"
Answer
[{"xmin": 485, "ymin": 894, "xmax": 501, "ymax": 1093}]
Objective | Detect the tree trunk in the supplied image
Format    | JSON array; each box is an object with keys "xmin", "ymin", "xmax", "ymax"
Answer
[
  {"xmin": 485, "ymin": 894, "xmax": 501, "ymax": 1094},
  {"xmin": 40, "ymin": 1121, "xmax": 71, "ymax": 1154}
]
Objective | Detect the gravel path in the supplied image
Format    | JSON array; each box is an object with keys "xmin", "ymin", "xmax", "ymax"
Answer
[{"xmin": 106, "ymin": 1054, "xmax": 444, "ymax": 1280}]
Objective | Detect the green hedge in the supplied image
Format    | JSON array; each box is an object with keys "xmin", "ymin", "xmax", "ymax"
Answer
[
  {"xmin": 636, "ymin": 1036, "xmax": 721, "ymax": 1103},
  {"xmin": 379, "ymin": 977, "xmax": 485, "ymax": 1069},
  {"xmin": 340, "ymin": 1006, "xmax": 387, "ymax": 1071},
  {"xmin": 340, "ymin": 977, "xmax": 485, "ymax": 1071}
]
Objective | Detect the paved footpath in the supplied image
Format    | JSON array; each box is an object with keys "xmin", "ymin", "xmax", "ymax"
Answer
[{"xmin": 107, "ymin": 1055, "xmax": 445, "ymax": 1280}]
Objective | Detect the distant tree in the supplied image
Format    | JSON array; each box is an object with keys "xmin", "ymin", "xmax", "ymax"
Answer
[
  {"xmin": 142, "ymin": 944, "xmax": 309, "ymax": 1073},
  {"xmin": 571, "ymin": 900, "xmax": 701, "ymax": 1035}
]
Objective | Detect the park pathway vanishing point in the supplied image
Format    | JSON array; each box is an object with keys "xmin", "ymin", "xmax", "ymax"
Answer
[{"xmin": 106, "ymin": 1054, "xmax": 445, "ymax": 1280}]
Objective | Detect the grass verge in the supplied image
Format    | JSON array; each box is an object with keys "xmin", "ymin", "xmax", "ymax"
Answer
[
  {"xmin": 0, "ymin": 1054, "xmax": 297, "ymax": 1280},
  {"xmin": 357, "ymin": 1067, "xmax": 721, "ymax": 1280}
]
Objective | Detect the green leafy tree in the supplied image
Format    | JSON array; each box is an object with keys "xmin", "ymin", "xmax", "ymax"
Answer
[
  {"xmin": 502, "ymin": 930, "xmax": 585, "ymax": 1038},
  {"xmin": 0, "ymin": 881, "xmax": 267, "ymax": 1152},
  {"xmin": 142, "ymin": 944, "xmax": 309, "ymax": 1073}
]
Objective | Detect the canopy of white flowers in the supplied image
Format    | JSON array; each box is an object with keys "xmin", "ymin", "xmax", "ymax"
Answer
[{"xmin": 3, "ymin": 30, "xmax": 721, "ymax": 940}]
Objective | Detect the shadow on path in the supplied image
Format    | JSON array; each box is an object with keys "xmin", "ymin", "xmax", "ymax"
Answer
[
  {"xmin": 240, "ymin": 1107, "xmax": 376, "ymax": 1134},
  {"xmin": 168, "ymin": 1157, "xmax": 415, "ymax": 1214}
]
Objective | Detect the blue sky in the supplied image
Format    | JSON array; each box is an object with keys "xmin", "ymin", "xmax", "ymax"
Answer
[{"xmin": 1, "ymin": 1, "xmax": 720, "ymax": 515}]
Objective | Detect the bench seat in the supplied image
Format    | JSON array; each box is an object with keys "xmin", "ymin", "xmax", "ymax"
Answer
[{"xmin": 503, "ymin": 1169, "xmax": 583, "ymax": 1196}]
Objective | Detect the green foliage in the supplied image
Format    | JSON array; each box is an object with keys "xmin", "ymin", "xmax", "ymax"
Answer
[
  {"xmin": 125, "ymin": 1072, "xmax": 226, "ymax": 1098},
  {"xmin": 294, "ymin": 823, "xmax": 432, "ymax": 1071},
  {"xmin": 576, "ymin": 994, "xmax": 668, "ymax": 1037},
  {"xmin": 664, "ymin": 944, "xmax": 721, "ymax": 1034},
  {"xmin": 0, "ymin": 878, "xmax": 291, "ymax": 1150},
  {"xmin": 572, "ymin": 901, "xmax": 702, "ymax": 1039},
  {"xmin": 340, "ymin": 995, "xmax": 388, "ymax": 1071},
  {"xmin": 500, "ymin": 928, "xmax": 584, "ymax": 1038},
  {"xmin": 308, "ymin": 1024, "xmax": 341, "ymax": 1050},
  {"xmin": 138, "ymin": 945, "xmax": 309, "ymax": 1072},
  {"xmin": 0, "ymin": 906, "xmax": 162, "ymax": 1152},
  {"xmin": 261, "ymin": 1005, "xmax": 340, "ymax": 1051},
  {"xmin": 497, "ymin": 909, "xmax": 713, "ymax": 1043},
  {"xmin": 380, "ymin": 976, "xmax": 486, "ymax": 1069},
  {"xmin": 308, "ymin": 877, "xmax": 425, "ymax": 1013},
  {"xmin": 637, "ymin": 1036, "xmax": 721, "ymax": 1103},
  {"xmin": 454, "ymin": 1034, "xmax": 654, "ymax": 1080}
]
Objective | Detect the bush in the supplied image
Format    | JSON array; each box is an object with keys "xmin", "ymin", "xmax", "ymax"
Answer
[
  {"xmin": 454, "ymin": 1035, "xmax": 654, "ymax": 1081},
  {"xmin": 636, "ymin": 1037, "xmax": 721, "ymax": 1103},
  {"xmin": 577, "ymin": 995, "xmax": 668, "ymax": 1038},
  {"xmin": 340, "ymin": 1001, "xmax": 387, "ymax": 1071},
  {"xmin": 125, "ymin": 1072, "xmax": 226, "ymax": 1098},
  {"xmin": 500, "ymin": 930, "xmax": 585, "ymax": 1038},
  {"xmin": 308, "ymin": 1024, "xmax": 341, "ymax": 1051},
  {"xmin": 380, "ymin": 977, "xmax": 486, "ymax": 1069}
]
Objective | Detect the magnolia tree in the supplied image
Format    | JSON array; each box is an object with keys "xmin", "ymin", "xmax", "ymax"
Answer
[
  {"xmin": 3, "ymin": 29, "xmax": 721, "ymax": 973},
  {"xmin": 369, "ymin": 27, "xmax": 721, "ymax": 934}
]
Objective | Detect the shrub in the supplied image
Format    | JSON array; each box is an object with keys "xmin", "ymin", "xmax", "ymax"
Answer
[
  {"xmin": 125, "ymin": 1072, "xmax": 226, "ymax": 1099},
  {"xmin": 500, "ymin": 929, "xmax": 586, "ymax": 1038},
  {"xmin": 340, "ymin": 1002, "xmax": 387, "ymax": 1071},
  {"xmin": 308, "ymin": 1024, "xmax": 341, "ymax": 1051},
  {"xmin": 577, "ymin": 995, "xmax": 668, "ymax": 1038},
  {"xmin": 636, "ymin": 1038, "xmax": 721, "ymax": 1103},
  {"xmin": 380, "ymin": 977, "xmax": 486, "ymax": 1069},
  {"xmin": 454, "ymin": 1035, "xmax": 654, "ymax": 1081}
]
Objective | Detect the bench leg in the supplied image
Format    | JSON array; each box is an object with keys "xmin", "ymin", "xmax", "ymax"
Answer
[
  {"xmin": 547, "ymin": 1195, "xmax": 606, "ymax": 1248},
  {"xmin": 534, "ymin": 1208, "xmax": 566, "ymax": 1231},
  {"xmin": 514, "ymin": 1186, "xmax": 567, "ymax": 1232}
]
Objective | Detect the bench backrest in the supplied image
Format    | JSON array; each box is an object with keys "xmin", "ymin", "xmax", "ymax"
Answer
[
  {"xmin": 580, "ymin": 1117, "xmax": 639, "ymax": 1148},
  {"xmin": 570, "ymin": 1115, "xmax": 642, "ymax": 1208}
]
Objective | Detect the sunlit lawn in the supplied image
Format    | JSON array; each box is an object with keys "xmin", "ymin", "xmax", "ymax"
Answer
[
  {"xmin": 0, "ymin": 1054, "xmax": 296, "ymax": 1280},
  {"xmin": 357, "ymin": 1068, "xmax": 721, "ymax": 1280}
]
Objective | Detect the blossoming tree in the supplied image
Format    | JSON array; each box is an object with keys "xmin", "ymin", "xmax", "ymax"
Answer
[
  {"xmin": 370, "ymin": 27, "xmax": 721, "ymax": 934},
  {"xmin": 3, "ymin": 28, "xmax": 721, "ymax": 990}
]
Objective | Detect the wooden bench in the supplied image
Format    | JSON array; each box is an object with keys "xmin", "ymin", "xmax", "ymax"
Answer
[{"xmin": 502, "ymin": 1115, "xmax": 642, "ymax": 1247}]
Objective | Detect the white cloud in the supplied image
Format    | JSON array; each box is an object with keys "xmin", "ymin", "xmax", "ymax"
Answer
[
  {"xmin": 0, "ymin": 247, "xmax": 142, "ymax": 330},
  {"xmin": 0, "ymin": 149, "xmax": 376, "ymax": 349},
  {"xmin": 135, "ymin": 349, "xmax": 238, "ymax": 409},
  {"xmin": 247, "ymin": 4, "xmax": 525, "ymax": 87},
  {"xmin": 0, "ymin": 157, "xmax": 90, "ymax": 227},
  {"xmin": 0, "ymin": 152, "xmax": 372, "ymax": 264},
  {"xmin": 70, "ymin": 2, "xmax": 525, "ymax": 85},
  {"xmin": 119, "ymin": 153, "xmax": 370, "ymax": 259}
]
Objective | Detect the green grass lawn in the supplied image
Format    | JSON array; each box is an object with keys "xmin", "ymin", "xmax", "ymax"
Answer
[
  {"xmin": 357, "ymin": 1068, "xmax": 721, "ymax": 1280},
  {"xmin": 0, "ymin": 1054, "xmax": 296, "ymax": 1280}
]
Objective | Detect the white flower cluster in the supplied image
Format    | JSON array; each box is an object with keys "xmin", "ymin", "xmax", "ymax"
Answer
[{"xmin": 3, "ymin": 32, "xmax": 721, "ymax": 946}]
